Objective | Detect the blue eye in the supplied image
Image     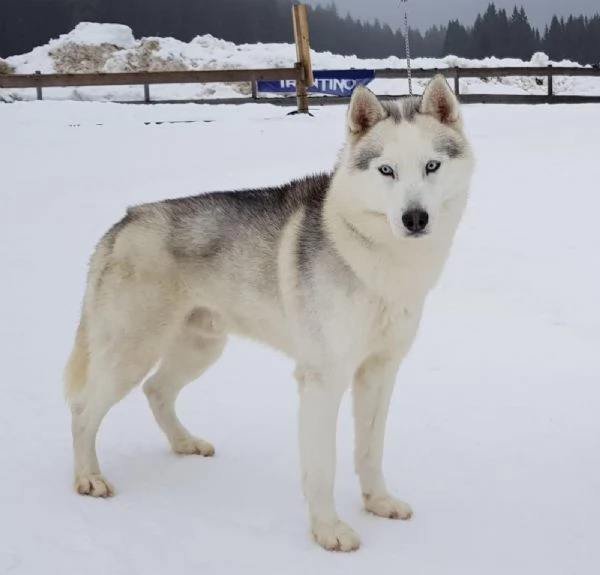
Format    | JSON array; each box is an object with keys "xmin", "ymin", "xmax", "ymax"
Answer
[
  {"xmin": 378, "ymin": 164, "xmax": 394, "ymax": 177},
  {"xmin": 426, "ymin": 160, "xmax": 441, "ymax": 175}
]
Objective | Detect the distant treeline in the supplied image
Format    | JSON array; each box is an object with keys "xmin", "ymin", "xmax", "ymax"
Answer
[{"xmin": 1, "ymin": 1, "xmax": 599, "ymax": 64}]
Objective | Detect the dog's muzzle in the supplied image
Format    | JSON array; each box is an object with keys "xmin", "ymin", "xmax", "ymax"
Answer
[{"xmin": 402, "ymin": 209, "xmax": 429, "ymax": 236}]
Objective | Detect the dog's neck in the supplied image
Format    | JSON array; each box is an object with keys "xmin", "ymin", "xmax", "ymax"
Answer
[{"xmin": 322, "ymin": 186, "xmax": 466, "ymax": 305}]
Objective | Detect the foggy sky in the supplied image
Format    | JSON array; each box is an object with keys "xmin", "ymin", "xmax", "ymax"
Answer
[{"xmin": 306, "ymin": 0, "xmax": 599, "ymax": 30}]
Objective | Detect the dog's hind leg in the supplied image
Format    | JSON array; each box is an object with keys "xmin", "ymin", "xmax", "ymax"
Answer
[
  {"xmin": 66, "ymin": 211, "xmax": 185, "ymax": 496},
  {"xmin": 144, "ymin": 308, "xmax": 226, "ymax": 456},
  {"xmin": 70, "ymin": 344, "xmax": 158, "ymax": 497}
]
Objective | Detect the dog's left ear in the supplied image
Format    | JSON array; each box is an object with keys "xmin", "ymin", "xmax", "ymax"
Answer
[
  {"xmin": 347, "ymin": 85, "xmax": 386, "ymax": 136},
  {"xmin": 420, "ymin": 74, "xmax": 462, "ymax": 127}
]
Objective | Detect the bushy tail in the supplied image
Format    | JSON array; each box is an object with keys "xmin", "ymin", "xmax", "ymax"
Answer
[{"xmin": 64, "ymin": 314, "xmax": 89, "ymax": 403}]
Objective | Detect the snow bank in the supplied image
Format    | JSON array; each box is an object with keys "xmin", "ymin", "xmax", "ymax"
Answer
[{"xmin": 2, "ymin": 22, "xmax": 598, "ymax": 103}]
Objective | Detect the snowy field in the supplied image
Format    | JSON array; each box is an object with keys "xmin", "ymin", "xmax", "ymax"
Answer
[
  {"xmin": 2, "ymin": 22, "xmax": 599, "ymax": 103},
  {"xmin": 1, "ymin": 99, "xmax": 600, "ymax": 575}
]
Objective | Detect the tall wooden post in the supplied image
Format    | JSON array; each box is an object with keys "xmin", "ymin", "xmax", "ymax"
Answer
[
  {"xmin": 292, "ymin": 3, "xmax": 314, "ymax": 114},
  {"xmin": 454, "ymin": 67, "xmax": 460, "ymax": 96}
]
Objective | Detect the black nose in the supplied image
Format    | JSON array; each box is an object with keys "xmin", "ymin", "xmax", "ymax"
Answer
[{"xmin": 402, "ymin": 209, "xmax": 429, "ymax": 234}]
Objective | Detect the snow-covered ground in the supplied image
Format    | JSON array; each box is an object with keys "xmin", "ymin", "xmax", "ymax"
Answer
[
  {"xmin": 2, "ymin": 22, "xmax": 599, "ymax": 103},
  {"xmin": 1, "ymin": 99, "xmax": 600, "ymax": 574}
]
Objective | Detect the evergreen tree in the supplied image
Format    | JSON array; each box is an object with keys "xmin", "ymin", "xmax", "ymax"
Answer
[
  {"xmin": 443, "ymin": 20, "xmax": 471, "ymax": 57},
  {"xmin": 471, "ymin": 6, "xmax": 492, "ymax": 58},
  {"xmin": 585, "ymin": 15, "xmax": 600, "ymax": 65},
  {"xmin": 543, "ymin": 16, "xmax": 565, "ymax": 60},
  {"xmin": 508, "ymin": 6, "xmax": 537, "ymax": 59},
  {"xmin": 422, "ymin": 25, "xmax": 446, "ymax": 58},
  {"xmin": 495, "ymin": 8, "xmax": 510, "ymax": 58}
]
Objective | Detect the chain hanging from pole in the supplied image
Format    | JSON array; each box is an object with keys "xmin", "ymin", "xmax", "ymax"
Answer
[{"xmin": 400, "ymin": 0, "xmax": 413, "ymax": 96}]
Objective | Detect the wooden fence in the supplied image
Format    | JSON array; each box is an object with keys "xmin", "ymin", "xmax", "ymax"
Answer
[
  {"xmin": 0, "ymin": 67, "xmax": 305, "ymax": 99},
  {"xmin": 376, "ymin": 65, "xmax": 600, "ymax": 105},
  {"xmin": 251, "ymin": 65, "xmax": 600, "ymax": 106},
  {"xmin": 1, "ymin": 65, "xmax": 599, "ymax": 107}
]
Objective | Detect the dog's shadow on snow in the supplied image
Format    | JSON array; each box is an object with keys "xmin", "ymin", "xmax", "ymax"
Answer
[{"xmin": 100, "ymin": 433, "xmax": 298, "ymax": 513}]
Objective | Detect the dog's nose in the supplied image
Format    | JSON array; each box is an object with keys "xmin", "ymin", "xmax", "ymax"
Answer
[{"xmin": 402, "ymin": 209, "xmax": 429, "ymax": 234}]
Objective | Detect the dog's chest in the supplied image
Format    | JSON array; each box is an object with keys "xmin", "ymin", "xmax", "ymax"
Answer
[
  {"xmin": 364, "ymin": 299, "xmax": 420, "ymax": 351},
  {"xmin": 329, "ymin": 293, "xmax": 422, "ymax": 364}
]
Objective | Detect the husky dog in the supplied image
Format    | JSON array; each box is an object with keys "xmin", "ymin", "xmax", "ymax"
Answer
[{"xmin": 64, "ymin": 75, "xmax": 475, "ymax": 552}]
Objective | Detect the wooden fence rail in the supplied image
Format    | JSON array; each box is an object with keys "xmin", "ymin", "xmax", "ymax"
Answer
[
  {"xmin": 374, "ymin": 65, "xmax": 600, "ymax": 100},
  {"xmin": 0, "ymin": 67, "xmax": 304, "ymax": 89},
  {"xmin": 0, "ymin": 67, "xmax": 306, "ymax": 105},
  {"xmin": 375, "ymin": 65, "xmax": 600, "ymax": 79}
]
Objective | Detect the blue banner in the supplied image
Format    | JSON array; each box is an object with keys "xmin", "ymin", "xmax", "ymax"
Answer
[{"xmin": 257, "ymin": 69, "xmax": 375, "ymax": 97}]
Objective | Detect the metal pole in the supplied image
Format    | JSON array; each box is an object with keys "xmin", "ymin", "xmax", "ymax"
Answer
[{"xmin": 400, "ymin": 1, "xmax": 413, "ymax": 96}]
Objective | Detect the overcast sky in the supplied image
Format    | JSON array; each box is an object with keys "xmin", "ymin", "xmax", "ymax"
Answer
[{"xmin": 306, "ymin": 0, "xmax": 599, "ymax": 30}]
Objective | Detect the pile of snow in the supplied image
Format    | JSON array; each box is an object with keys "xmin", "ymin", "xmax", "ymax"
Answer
[
  {"xmin": 7, "ymin": 23, "xmax": 135, "ymax": 75},
  {"xmin": 62, "ymin": 21, "xmax": 136, "ymax": 48},
  {"xmin": 51, "ymin": 43, "xmax": 120, "ymax": 74},
  {"xmin": 1, "ymin": 22, "xmax": 598, "ymax": 103},
  {"xmin": 103, "ymin": 38, "xmax": 189, "ymax": 73}
]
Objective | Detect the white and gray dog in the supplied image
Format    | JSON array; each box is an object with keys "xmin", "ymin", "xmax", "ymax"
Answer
[{"xmin": 64, "ymin": 74, "xmax": 475, "ymax": 552}]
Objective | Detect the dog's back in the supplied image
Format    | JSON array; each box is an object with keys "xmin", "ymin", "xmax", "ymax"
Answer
[{"xmin": 64, "ymin": 172, "xmax": 333, "ymax": 406}]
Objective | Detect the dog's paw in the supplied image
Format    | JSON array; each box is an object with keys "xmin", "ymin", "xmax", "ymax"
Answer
[
  {"xmin": 364, "ymin": 494, "xmax": 413, "ymax": 520},
  {"xmin": 75, "ymin": 474, "xmax": 114, "ymax": 498},
  {"xmin": 311, "ymin": 520, "xmax": 360, "ymax": 552},
  {"xmin": 172, "ymin": 436, "xmax": 215, "ymax": 457}
]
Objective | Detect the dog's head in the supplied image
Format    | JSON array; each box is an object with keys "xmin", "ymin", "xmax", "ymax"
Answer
[{"xmin": 337, "ymin": 75, "xmax": 475, "ymax": 239}]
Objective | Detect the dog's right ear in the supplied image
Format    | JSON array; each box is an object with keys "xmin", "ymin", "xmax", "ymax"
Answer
[
  {"xmin": 347, "ymin": 85, "xmax": 386, "ymax": 136},
  {"xmin": 420, "ymin": 74, "xmax": 462, "ymax": 127}
]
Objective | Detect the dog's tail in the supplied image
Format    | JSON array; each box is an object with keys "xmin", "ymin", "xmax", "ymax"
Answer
[{"xmin": 64, "ymin": 313, "xmax": 89, "ymax": 403}]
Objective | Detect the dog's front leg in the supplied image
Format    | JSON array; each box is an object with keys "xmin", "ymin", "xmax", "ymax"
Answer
[
  {"xmin": 353, "ymin": 354, "xmax": 413, "ymax": 520},
  {"xmin": 296, "ymin": 365, "xmax": 360, "ymax": 552}
]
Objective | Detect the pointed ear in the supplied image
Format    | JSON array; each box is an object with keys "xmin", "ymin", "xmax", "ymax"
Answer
[
  {"xmin": 420, "ymin": 74, "xmax": 461, "ymax": 127},
  {"xmin": 347, "ymin": 85, "xmax": 386, "ymax": 136}
]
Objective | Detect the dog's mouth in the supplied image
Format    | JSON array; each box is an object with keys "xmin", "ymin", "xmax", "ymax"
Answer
[
  {"xmin": 365, "ymin": 211, "xmax": 432, "ymax": 239},
  {"xmin": 405, "ymin": 230, "xmax": 430, "ymax": 239}
]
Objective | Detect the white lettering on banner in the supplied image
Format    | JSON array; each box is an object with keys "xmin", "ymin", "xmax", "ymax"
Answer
[
  {"xmin": 273, "ymin": 77, "xmax": 366, "ymax": 94},
  {"xmin": 317, "ymin": 78, "xmax": 358, "ymax": 92}
]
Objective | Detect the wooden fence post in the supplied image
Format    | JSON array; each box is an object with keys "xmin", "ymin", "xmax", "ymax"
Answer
[
  {"xmin": 143, "ymin": 83, "xmax": 150, "ymax": 103},
  {"xmin": 454, "ymin": 66, "xmax": 460, "ymax": 96},
  {"xmin": 35, "ymin": 70, "xmax": 43, "ymax": 100},
  {"xmin": 292, "ymin": 3, "xmax": 314, "ymax": 114},
  {"xmin": 547, "ymin": 65, "xmax": 553, "ymax": 98}
]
